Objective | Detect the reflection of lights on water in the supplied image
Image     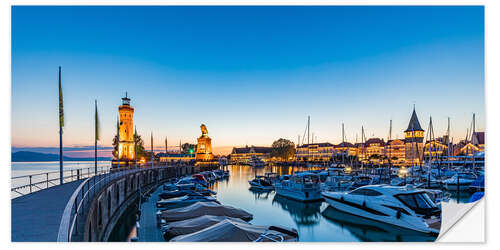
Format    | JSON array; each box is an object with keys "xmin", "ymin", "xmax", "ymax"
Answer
[{"xmin": 399, "ymin": 167, "xmax": 408, "ymax": 177}]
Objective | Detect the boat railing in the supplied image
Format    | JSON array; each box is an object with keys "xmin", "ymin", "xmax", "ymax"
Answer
[{"xmin": 11, "ymin": 165, "xmax": 112, "ymax": 198}]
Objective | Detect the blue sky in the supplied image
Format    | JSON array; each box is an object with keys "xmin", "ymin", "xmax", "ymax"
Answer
[{"xmin": 11, "ymin": 6, "xmax": 484, "ymax": 155}]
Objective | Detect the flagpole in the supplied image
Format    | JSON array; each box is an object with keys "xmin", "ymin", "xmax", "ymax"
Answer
[
  {"xmin": 151, "ymin": 132, "xmax": 154, "ymax": 168},
  {"xmin": 95, "ymin": 99, "xmax": 98, "ymax": 175},
  {"xmin": 58, "ymin": 66, "xmax": 64, "ymax": 185}
]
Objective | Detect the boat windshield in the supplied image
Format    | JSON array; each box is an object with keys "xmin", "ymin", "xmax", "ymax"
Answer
[{"xmin": 396, "ymin": 192, "xmax": 437, "ymax": 211}]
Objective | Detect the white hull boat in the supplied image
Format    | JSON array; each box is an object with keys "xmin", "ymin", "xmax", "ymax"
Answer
[
  {"xmin": 322, "ymin": 185, "xmax": 441, "ymax": 235},
  {"xmin": 275, "ymin": 172, "xmax": 323, "ymax": 202}
]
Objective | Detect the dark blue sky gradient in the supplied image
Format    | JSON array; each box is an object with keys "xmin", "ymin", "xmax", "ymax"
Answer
[{"xmin": 12, "ymin": 6, "xmax": 484, "ymax": 154}]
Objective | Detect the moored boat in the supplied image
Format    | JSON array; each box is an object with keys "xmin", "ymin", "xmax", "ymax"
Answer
[
  {"xmin": 169, "ymin": 219, "xmax": 298, "ymax": 242},
  {"xmin": 249, "ymin": 176, "xmax": 274, "ymax": 191},
  {"xmin": 322, "ymin": 185, "xmax": 441, "ymax": 234},
  {"xmin": 275, "ymin": 172, "xmax": 322, "ymax": 202}
]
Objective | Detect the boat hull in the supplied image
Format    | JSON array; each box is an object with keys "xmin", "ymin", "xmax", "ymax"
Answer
[
  {"xmin": 275, "ymin": 186, "xmax": 323, "ymax": 202},
  {"xmin": 322, "ymin": 193, "xmax": 439, "ymax": 235}
]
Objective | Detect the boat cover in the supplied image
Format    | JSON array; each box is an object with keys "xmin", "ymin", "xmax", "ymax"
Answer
[
  {"xmin": 163, "ymin": 215, "xmax": 247, "ymax": 237},
  {"xmin": 170, "ymin": 219, "xmax": 296, "ymax": 242},
  {"xmin": 161, "ymin": 201, "xmax": 253, "ymax": 222}
]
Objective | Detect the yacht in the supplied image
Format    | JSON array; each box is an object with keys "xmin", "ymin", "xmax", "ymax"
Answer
[
  {"xmin": 443, "ymin": 172, "xmax": 477, "ymax": 191},
  {"xmin": 275, "ymin": 172, "xmax": 323, "ymax": 202},
  {"xmin": 322, "ymin": 185, "xmax": 441, "ymax": 234},
  {"xmin": 249, "ymin": 176, "xmax": 274, "ymax": 191}
]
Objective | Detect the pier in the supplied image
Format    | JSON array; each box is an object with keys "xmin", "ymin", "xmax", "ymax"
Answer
[{"xmin": 11, "ymin": 164, "xmax": 202, "ymax": 242}]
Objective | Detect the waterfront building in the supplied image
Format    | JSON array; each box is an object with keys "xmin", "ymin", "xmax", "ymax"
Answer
[
  {"xmin": 334, "ymin": 142, "xmax": 357, "ymax": 157},
  {"xmin": 364, "ymin": 138, "xmax": 386, "ymax": 164},
  {"xmin": 457, "ymin": 131, "xmax": 485, "ymax": 156},
  {"xmin": 423, "ymin": 138, "xmax": 449, "ymax": 160},
  {"xmin": 384, "ymin": 139, "xmax": 406, "ymax": 166},
  {"xmin": 195, "ymin": 124, "xmax": 214, "ymax": 161},
  {"xmin": 404, "ymin": 108, "xmax": 425, "ymax": 165},
  {"xmin": 117, "ymin": 93, "xmax": 135, "ymax": 162},
  {"xmin": 355, "ymin": 142, "xmax": 367, "ymax": 162},
  {"xmin": 296, "ymin": 143, "xmax": 335, "ymax": 162},
  {"xmin": 230, "ymin": 146, "xmax": 272, "ymax": 164},
  {"xmin": 157, "ymin": 152, "xmax": 195, "ymax": 163}
]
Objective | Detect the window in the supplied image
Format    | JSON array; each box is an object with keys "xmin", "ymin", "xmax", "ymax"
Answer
[
  {"xmin": 396, "ymin": 192, "xmax": 436, "ymax": 210},
  {"xmin": 350, "ymin": 188, "xmax": 383, "ymax": 196}
]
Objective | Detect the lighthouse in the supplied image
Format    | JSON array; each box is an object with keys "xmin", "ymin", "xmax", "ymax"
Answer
[{"xmin": 118, "ymin": 92, "xmax": 135, "ymax": 162}]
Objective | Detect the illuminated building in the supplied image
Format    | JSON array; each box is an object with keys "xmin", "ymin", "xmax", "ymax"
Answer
[
  {"xmin": 230, "ymin": 146, "xmax": 272, "ymax": 164},
  {"xmin": 404, "ymin": 107, "xmax": 425, "ymax": 165},
  {"xmin": 457, "ymin": 132, "xmax": 485, "ymax": 156},
  {"xmin": 118, "ymin": 93, "xmax": 135, "ymax": 162},
  {"xmin": 384, "ymin": 139, "xmax": 406, "ymax": 166},
  {"xmin": 364, "ymin": 138, "xmax": 385, "ymax": 164},
  {"xmin": 296, "ymin": 143, "xmax": 334, "ymax": 162},
  {"xmin": 334, "ymin": 142, "xmax": 357, "ymax": 156},
  {"xmin": 423, "ymin": 139, "xmax": 448, "ymax": 159},
  {"xmin": 195, "ymin": 124, "xmax": 214, "ymax": 161},
  {"xmin": 157, "ymin": 152, "xmax": 195, "ymax": 163}
]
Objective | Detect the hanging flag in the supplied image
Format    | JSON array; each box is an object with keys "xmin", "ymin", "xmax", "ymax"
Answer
[
  {"xmin": 58, "ymin": 66, "xmax": 64, "ymax": 128},
  {"xmin": 95, "ymin": 100, "xmax": 100, "ymax": 141}
]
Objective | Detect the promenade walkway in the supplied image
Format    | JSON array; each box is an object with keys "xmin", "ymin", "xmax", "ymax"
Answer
[{"xmin": 11, "ymin": 179, "xmax": 84, "ymax": 242}]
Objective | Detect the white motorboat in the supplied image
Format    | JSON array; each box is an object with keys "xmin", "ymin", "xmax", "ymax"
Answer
[
  {"xmin": 275, "ymin": 172, "xmax": 323, "ymax": 202},
  {"xmin": 322, "ymin": 185, "xmax": 441, "ymax": 234},
  {"xmin": 443, "ymin": 172, "xmax": 477, "ymax": 191}
]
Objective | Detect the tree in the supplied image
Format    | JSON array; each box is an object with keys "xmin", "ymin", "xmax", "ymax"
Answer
[
  {"xmin": 181, "ymin": 143, "xmax": 197, "ymax": 154},
  {"xmin": 112, "ymin": 132, "xmax": 146, "ymax": 160},
  {"xmin": 271, "ymin": 138, "xmax": 296, "ymax": 161}
]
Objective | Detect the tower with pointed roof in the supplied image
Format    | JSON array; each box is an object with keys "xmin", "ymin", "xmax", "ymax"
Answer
[{"xmin": 404, "ymin": 106, "xmax": 425, "ymax": 165}]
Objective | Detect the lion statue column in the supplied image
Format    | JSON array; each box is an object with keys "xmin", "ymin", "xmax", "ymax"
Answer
[{"xmin": 196, "ymin": 124, "xmax": 214, "ymax": 161}]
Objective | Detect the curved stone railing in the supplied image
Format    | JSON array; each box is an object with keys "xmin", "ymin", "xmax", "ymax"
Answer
[{"xmin": 57, "ymin": 165, "xmax": 188, "ymax": 242}]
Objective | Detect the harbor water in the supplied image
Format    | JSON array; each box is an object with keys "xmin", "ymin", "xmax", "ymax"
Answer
[{"xmin": 12, "ymin": 162, "xmax": 472, "ymax": 241}]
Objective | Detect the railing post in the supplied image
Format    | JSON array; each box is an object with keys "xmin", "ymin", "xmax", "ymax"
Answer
[
  {"xmin": 71, "ymin": 170, "xmax": 74, "ymax": 182},
  {"xmin": 46, "ymin": 173, "xmax": 49, "ymax": 188},
  {"xmin": 77, "ymin": 169, "xmax": 80, "ymax": 180},
  {"xmin": 29, "ymin": 175, "xmax": 32, "ymax": 193}
]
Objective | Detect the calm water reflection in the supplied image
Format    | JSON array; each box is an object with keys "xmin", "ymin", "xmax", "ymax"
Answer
[{"xmin": 211, "ymin": 165, "xmax": 437, "ymax": 242}]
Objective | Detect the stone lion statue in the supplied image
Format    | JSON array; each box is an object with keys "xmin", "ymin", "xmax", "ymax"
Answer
[{"xmin": 200, "ymin": 124, "xmax": 208, "ymax": 136}]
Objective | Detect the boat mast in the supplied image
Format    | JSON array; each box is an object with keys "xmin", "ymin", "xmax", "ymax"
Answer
[{"xmin": 342, "ymin": 123, "xmax": 345, "ymax": 165}]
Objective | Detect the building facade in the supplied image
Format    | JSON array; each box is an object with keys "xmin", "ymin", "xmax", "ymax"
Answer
[
  {"xmin": 364, "ymin": 138, "xmax": 385, "ymax": 164},
  {"xmin": 384, "ymin": 139, "xmax": 406, "ymax": 166},
  {"xmin": 157, "ymin": 153, "xmax": 195, "ymax": 163},
  {"xmin": 296, "ymin": 143, "xmax": 334, "ymax": 162},
  {"xmin": 230, "ymin": 146, "xmax": 272, "ymax": 164}
]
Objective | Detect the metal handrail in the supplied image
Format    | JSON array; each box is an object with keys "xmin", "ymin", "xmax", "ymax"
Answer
[
  {"xmin": 11, "ymin": 166, "xmax": 111, "ymax": 198},
  {"xmin": 58, "ymin": 165, "xmax": 175, "ymax": 242}
]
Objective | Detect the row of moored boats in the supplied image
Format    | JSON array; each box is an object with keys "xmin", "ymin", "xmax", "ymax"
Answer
[{"xmin": 155, "ymin": 170, "xmax": 299, "ymax": 242}]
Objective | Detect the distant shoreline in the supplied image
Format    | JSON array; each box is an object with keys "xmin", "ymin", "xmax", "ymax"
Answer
[{"xmin": 11, "ymin": 151, "xmax": 112, "ymax": 162}]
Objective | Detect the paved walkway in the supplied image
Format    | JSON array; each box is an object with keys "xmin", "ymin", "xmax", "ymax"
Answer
[
  {"xmin": 11, "ymin": 180, "xmax": 84, "ymax": 242},
  {"xmin": 138, "ymin": 185, "xmax": 164, "ymax": 242}
]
